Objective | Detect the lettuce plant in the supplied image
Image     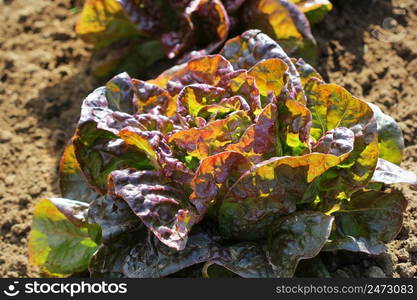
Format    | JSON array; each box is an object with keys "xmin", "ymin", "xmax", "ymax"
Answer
[
  {"xmin": 29, "ymin": 30, "xmax": 416, "ymax": 278},
  {"xmin": 76, "ymin": 0, "xmax": 332, "ymax": 77}
]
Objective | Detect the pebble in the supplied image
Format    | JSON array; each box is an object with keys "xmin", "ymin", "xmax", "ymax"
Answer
[
  {"xmin": 5, "ymin": 174, "xmax": 15, "ymax": 186},
  {"xmin": 0, "ymin": 131, "xmax": 13, "ymax": 143},
  {"xmin": 28, "ymin": 185, "xmax": 42, "ymax": 197},
  {"xmin": 35, "ymin": 140, "xmax": 45, "ymax": 149}
]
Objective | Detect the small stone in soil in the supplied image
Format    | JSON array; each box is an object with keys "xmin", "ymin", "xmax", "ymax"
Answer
[
  {"xmin": 5, "ymin": 174, "xmax": 16, "ymax": 186},
  {"xmin": 28, "ymin": 185, "xmax": 43, "ymax": 197},
  {"xmin": 0, "ymin": 131, "xmax": 13, "ymax": 143}
]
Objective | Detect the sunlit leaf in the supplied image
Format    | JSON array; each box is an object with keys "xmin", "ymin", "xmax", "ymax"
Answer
[
  {"xmin": 306, "ymin": 80, "xmax": 379, "ymax": 206},
  {"xmin": 169, "ymin": 110, "xmax": 252, "ymax": 159},
  {"xmin": 294, "ymin": 58, "xmax": 323, "ymax": 86},
  {"xmin": 73, "ymin": 76, "xmax": 165, "ymax": 193},
  {"xmin": 74, "ymin": 122, "xmax": 153, "ymax": 193},
  {"xmin": 186, "ymin": 0, "xmax": 230, "ymax": 57},
  {"xmin": 278, "ymin": 98, "xmax": 312, "ymax": 152},
  {"xmin": 76, "ymin": 0, "xmax": 139, "ymax": 49},
  {"xmin": 59, "ymin": 142, "xmax": 100, "ymax": 203},
  {"xmin": 118, "ymin": 126, "xmax": 193, "ymax": 184},
  {"xmin": 247, "ymin": 58, "xmax": 288, "ymax": 98},
  {"xmin": 226, "ymin": 103, "xmax": 279, "ymax": 162},
  {"xmin": 29, "ymin": 198, "xmax": 98, "ymax": 276},
  {"xmin": 219, "ymin": 152, "xmax": 350, "ymax": 240},
  {"xmin": 290, "ymin": 0, "xmax": 332, "ymax": 24},
  {"xmin": 220, "ymin": 30, "xmax": 305, "ymax": 102},
  {"xmin": 312, "ymin": 127, "xmax": 355, "ymax": 156},
  {"xmin": 368, "ymin": 102, "xmax": 404, "ymax": 165},
  {"xmin": 190, "ymin": 151, "xmax": 252, "ymax": 215},
  {"xmin": 177, "ymin": 84, "xmax": 225, "ymax": 118},
  {"xmin": 134, "ymin": 114, "xmax": 177, "ymax": 134},
  {"xmin": 133, "ymin": 79, "xmax": 177, "ymax": 116},
  {"xmin": 166, "ymin": 55, "xmax": 234, "ymax": 96},
  {"xmin": 242, "ymin": 0, "xmax": 317, "ymax": 63},
  {"xmin": 218, "ymin": 70, "xmax": 262, "ymax": 115}
]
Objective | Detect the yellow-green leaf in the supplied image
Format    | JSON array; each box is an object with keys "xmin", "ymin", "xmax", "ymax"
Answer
[
  {"xmin": 306, "ymin": 80, "xmax": 379, "ymax": 207},
  {"xmin": 76, "ymin": 0, "xmax": 139, "ymax": 49},
  {"xmin": 169, "ymin": 111, "xmax": 252, "ymax": 159},
  {"xmin": 242, "ymin": 0, "xmax": 317, "ymax": 63},
  {"xmin": 290, "ymin": 0, "xmax": 332, "ymax": 24},
  {"xmin": 28, "ymin": 198, "xmax": 98, "ymax": 277},
  {"xmin": 219, "ymin": 152, "xmax": 350, "ymax": 240},
  {"xmin": 59, "ymin": 142, "xmax": 100, "ymax": 203}
]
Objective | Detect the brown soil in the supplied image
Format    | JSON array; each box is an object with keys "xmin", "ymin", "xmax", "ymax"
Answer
[
  {"xmin": 0, "ymin": 0, "xmax": 415, "ymax": 278},
  {"xmin": 313, "ymin": 0, "xmax": 417, "ymax": 278}
]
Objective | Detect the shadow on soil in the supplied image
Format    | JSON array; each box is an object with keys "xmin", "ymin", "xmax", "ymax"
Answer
[{"xmin": 313, "ymin": 0, "xmax": 403, "ymax": 80}]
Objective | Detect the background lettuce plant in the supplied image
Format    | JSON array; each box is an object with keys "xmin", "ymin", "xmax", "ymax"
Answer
[
  {"xmin": 76, "ymin": 0, "xmax": 332, "ymax": 77},
  {"xmin": 29, "ymin": 30, "xmax": 416, "ymax": 278}
]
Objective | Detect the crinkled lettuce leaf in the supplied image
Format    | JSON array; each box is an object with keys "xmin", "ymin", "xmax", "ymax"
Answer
[
  {"xmin": 218, "ymin": 152, "xmax": 350, "ymax": 240},
  {"xmin": 190, "ymin": 151, "xmax": 253, "ymax": 215},
  {"xmin": 169, "ymin": 110, "xmax": 252, "ymax": 159},
  {"xmin": 209, "ymin": 211, "xmax": 334, "ymax": 277},
  {"xmin": 108, "ymin": 169, "xmax": 198, "ymax": 250},
  {"xmin": 305, "ymin": 80, "xmax": 379, "ymax": 208},
  {"xmin": 242, "ymin": 0, "xmax": 317, "ymax": 63},
  {"xmin": 89, "ymin": 228, "xmax": 219, "ymax": 278},
  {"xmin": 88, "ymin": 195, "xmax": 142, "ymax": 243}
]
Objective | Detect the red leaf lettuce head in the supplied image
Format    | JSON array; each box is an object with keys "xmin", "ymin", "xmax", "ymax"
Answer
[{"xmin": 29, "ymin": 30, "xmax": 414, "ymax": 278}]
